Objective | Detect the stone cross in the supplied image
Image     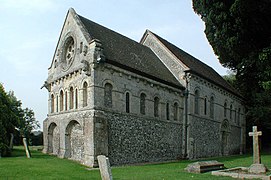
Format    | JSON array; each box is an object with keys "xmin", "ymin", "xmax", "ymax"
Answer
[
  {"xmin": 248, "ymin": 126, "xmax": 262, "ymax": 164},
  {"xmin": 97, "ymin": 155, "xmax": 113, "ymax": 180}
]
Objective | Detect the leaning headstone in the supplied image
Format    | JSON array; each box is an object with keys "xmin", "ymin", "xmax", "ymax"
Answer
[
  {"xmin": 248, "ymin": 126, "xmax": 267, "ymax": 174},
  {"xmin": 185, "ymin": 160, "xmax": 224, "ymax": 173},
  {"xmin": 23, "ymin": 138, "xmax": 31, "ymax": 158},
  {"xmin": 97, "ymin": 155, "xmax": 113, "ymax": 180}
]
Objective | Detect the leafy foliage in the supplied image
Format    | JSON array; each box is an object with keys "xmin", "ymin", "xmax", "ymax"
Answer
[
  {"xmin": 0, "ymin": 84, "xmax": 18, "ymax": 156},
  {"xmin": 223, "ymin": 71, "xmax": 237, "ymax": 89},
  {"xmin": 192, "ymin": 0, "xmax": 271, "ymax": 146},
  {"xmin": 0, "ymin": 83, "xmax": 40, "ymax": 156}
]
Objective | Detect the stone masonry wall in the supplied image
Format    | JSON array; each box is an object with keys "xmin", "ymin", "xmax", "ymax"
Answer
[
  {"xmin": 189, "ymin": 116, "xmax": 221, "ymax": 158},
  {"xmin": 106, "ymin": 111, "xmax": 183, "ymax": 165}
]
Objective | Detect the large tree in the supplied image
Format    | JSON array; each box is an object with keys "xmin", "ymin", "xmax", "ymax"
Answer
[
  {"xmin": 0, "ymin": 84, "xmax": 40, "ymax": 156},
  {"xmin": 0, "ymin": 84, "xmax": 18, "ymax": 156},
  {"xmin": 192, "ymin": 0, "xmax": 271, "ymax": 146}
]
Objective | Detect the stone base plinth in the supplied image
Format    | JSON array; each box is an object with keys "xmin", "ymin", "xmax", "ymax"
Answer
[{"xmin": 248, "ymin": 164, "xmax": 267, "ymax": 174}]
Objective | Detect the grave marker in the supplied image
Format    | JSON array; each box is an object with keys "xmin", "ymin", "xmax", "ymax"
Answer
[
  {"xmin": 248, "ymin": 126, "xmax": 267, "ymax": 174},
  {"xmin": 23, "ymin": 138, "xmax": 31, "ymax": 158},
  {"xmin": 248, "ymin": 126, "xmax": 262, "ymax": 164},
  {"xmin": 97, "ymin": 155, "xmax": 113, "ymax": 180},
  {"xmin": 185, "ymin": 160, "xmax": 225, "ymax": 173}
]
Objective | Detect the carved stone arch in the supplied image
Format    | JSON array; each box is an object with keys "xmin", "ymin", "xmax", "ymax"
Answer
[
  {"xmin": 48, "ymin": 122, "xmax": 60, "ymax": 155},
  {"xmin": 210, "ymin": 92, "xmax": 216, "ymax": 98},
  {"xmin": 194, "ymin": 86, "xmax": 201, "ymax": 92},
  {"xmin": 64, "ymin": 120, "xmax": 84, "ymax": 162},
  {"xmin": 102, "ymin": 79, "xmax": 115, "ymax": 90},
  {"xmin": 80, "ymin": 78, "xmax": 89, "ymax": 89},
  {"xmin": 138, "ymin": 90, "xmax": 148, "ymax": 100},
  {"xmin": 220, "ymin": 119, "xmax": 230, "ymax": 156}
]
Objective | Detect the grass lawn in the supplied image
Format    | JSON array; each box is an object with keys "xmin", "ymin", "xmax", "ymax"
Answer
[{"xmin": 0, "ymin": 147, "xmax": 270, "ymax": 180}]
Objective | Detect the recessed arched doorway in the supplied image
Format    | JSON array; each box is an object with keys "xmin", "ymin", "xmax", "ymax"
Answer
[
  {"xmin": 220, "ymin": 119, "xmax": 230, "ymax": 156},
  {"xmin": 64, "ymin": 120, "xmax": 84, "ymax": 162},
  {"xmin": 48, "ymin": 122, "xmax": 60, "ymax": 155}
]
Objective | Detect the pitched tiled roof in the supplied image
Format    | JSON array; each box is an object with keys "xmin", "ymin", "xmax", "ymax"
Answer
[
  {"xmin": 150, "ymin": 31, "xmax": 241, "ymax": 97},
  {"xmin": 78, "ymin": 15, "xmax": 183, "ymax": 90}
]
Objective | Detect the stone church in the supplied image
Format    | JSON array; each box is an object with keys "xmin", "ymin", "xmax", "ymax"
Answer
[{"xmin": 43, "ymin": 8, "xmax": 245, "ymax": 167}]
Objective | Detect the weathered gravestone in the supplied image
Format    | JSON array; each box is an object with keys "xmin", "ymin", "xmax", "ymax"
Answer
[
  {"xmin": 248, "ymin": 126, "xmax": 267, "ymax": 174},
  {"xmin": 97, "ymin": 155, "xmax": 113, "ymax": 180},
  {"xmin": 185, "ymin": 160, "xmax": 225, "ymax": 173},
  {"xmin": 23, "ymin": 138, "xmax": 31, "ymax": 158}
]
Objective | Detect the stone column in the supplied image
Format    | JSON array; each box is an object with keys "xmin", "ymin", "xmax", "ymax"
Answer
[{"xmin": 42, "ymin": 118, "xmax": 49, "ymax": 153}]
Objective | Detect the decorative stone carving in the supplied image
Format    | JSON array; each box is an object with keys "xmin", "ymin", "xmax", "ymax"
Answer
[
  {"xmin": 40, "ymin": 81, "xmax": 51, "ymax": 92},
  {"xmin": 81, "ymin": 60, "xmax": 91, "ymax": 76}
]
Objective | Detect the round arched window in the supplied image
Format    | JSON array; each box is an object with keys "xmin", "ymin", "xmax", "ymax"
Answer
[{"xmin": 61, "ymin": 36, "xmax": 75, "ymax": 71}]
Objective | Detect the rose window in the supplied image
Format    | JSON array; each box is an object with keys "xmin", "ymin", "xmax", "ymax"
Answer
[
  {"xmin": 61, "ymin": 36, "xmax": 75, "ymax": 71},
  {"xmin": 66, "ymin": 40, "xmax": 75, "ymax": 64}
]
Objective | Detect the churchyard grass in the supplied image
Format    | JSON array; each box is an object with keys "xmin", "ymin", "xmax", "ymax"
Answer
[{"xmin": 0, "ymin": 146, "xmax": 270, "ymax": 179}]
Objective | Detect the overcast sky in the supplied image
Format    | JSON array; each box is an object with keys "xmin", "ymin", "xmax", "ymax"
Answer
[{"xmin": 0, "ymin": 0, "xmax": 228, "ymax": 129}]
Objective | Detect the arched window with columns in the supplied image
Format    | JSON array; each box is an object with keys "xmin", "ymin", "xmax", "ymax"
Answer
[
  {"xmin": 51, "ymin": 94, "xmax": 54, "ymax": 113},
  {"xmin": 75, "ymin": 89, "xmax": 78, "ymax": 109},
  {"xmin": 56, "ymin": 95, "xmax": 58, "ymax": 112},
  {"xmin": 70, "ymin": 87, "xmax": 74, "ymax": 110},
  {"xmin": 60, "ymin": 90, "xmax": 64, "ymax": 111},
  {"xmin": 65, "ymin": 91, "xmax": 68, "ymax": 111},
  {"xmin": 83, "ymin": 82, "xmax": 88, "ymax": 107}
]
